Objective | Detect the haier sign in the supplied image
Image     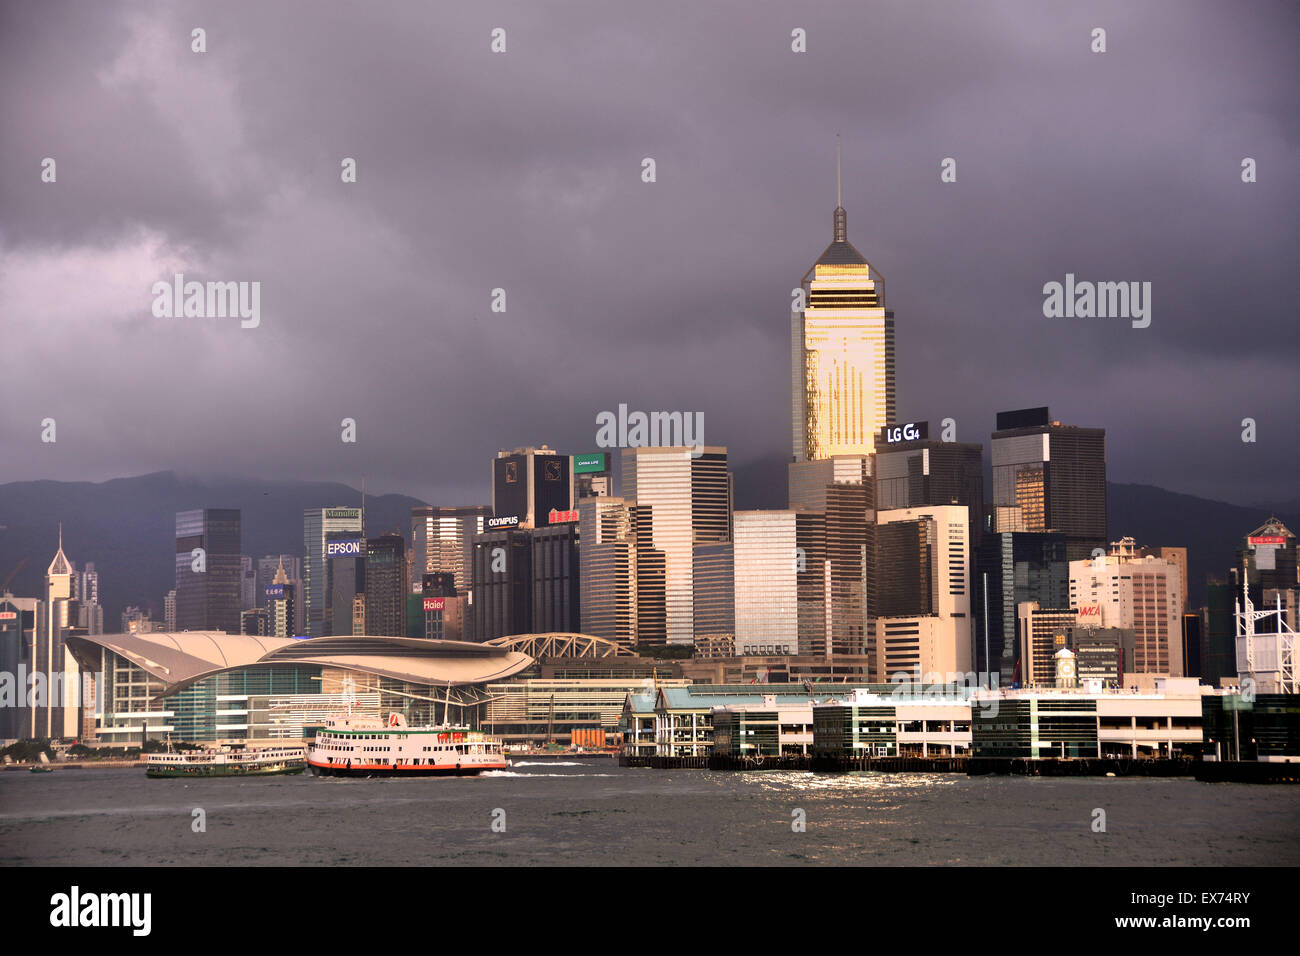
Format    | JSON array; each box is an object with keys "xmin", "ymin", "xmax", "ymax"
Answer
[{"xmin": 326, "ymin": 539, "xmax": 363, "ymax": 557}]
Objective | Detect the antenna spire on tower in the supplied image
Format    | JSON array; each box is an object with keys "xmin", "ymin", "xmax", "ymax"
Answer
[
  {"xmin": 836, "ymin": 133, "xmax": 842, "ymax": 208},
  {"xmin": 833, "ymin": 134, "xmax": 847, "ymax": 242}
]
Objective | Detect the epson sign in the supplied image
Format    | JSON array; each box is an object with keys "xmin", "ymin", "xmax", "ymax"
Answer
[{"xmin": 326, "ymin": 539, "xmax": 362, "ymax": 556}]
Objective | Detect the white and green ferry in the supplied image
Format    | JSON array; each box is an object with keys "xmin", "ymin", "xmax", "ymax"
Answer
[
  {"xmin": 308, "ymin": 712, "xmax": 508, "ymax": 777},
  {"xmin": 145, "ymin": 742, "xmax": 306, "ymax": 778}
]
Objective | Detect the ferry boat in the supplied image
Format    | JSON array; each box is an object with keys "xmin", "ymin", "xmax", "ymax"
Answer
[
  {"xmin": 145, "ymin": 742, "xmax": 306, "ymax": 778},
  {"xmin": 307, "ymin": 712, "xmax": 508, "ymax": 777}
]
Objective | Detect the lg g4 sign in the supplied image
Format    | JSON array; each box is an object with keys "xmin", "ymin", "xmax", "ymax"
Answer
[{"xmin": 884, "ymin": 421, "xmax": 928, "ymax": 444}]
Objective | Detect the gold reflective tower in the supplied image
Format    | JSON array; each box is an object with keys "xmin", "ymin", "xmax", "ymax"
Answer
[{"xmin": 791, "ymin": 139, "xmax": 895, "ymax": 461}]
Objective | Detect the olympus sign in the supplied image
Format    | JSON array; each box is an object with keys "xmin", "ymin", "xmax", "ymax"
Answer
[{"xmin": 488, "ymin": 515, "xmax": 519, "ymax": 528}]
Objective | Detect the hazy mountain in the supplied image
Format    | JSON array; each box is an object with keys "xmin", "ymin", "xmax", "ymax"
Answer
[
  {"xmin": 0, "ymin": 472, "xmax": 425, "ymax": 627},
  {"xmin": 0, "ymin": 470, "xmax": 1292, "ymax": 626}
]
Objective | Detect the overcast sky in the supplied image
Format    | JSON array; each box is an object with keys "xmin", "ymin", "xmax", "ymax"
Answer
[{"xmin": 2, "ymin": 0, "xmax": 1296, "ymax": 507}]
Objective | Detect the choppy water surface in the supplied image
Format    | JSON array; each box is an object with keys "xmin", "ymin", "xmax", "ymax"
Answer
[{"xmin": 2, "ymin": 762, "xmax": 1296, "ymax": 866}]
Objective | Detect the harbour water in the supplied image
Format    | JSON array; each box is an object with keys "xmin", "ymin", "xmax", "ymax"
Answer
[{"xmin": 2, "ymin": 761, "xmax": 1297, "ymax": 866}]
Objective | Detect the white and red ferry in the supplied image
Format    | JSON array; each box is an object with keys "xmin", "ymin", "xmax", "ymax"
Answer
[{"xmin": 307, "ymin": 712, "xmax": 508, "ymax": 777}]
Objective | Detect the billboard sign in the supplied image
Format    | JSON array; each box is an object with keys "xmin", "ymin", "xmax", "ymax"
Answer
[
  {"xmin": 326, "ymin": 539, "xmax": 363, "ymax": 557},
  {"xmin": 488, "ymin": 515, "xmax": 519, "ymax": 529},
  {"xmin": 423, "ymin": 597, "xmax": 446, "ymax": 612},
  {"xmin": 882, "ymin": 421, "xmax": 928, "ymax": 445},
  {"xmin": 548, "ymin": 509, "xmax": 579, "ymax": 524},
  {"xmin": 265, "ymin": 585, "xmax": 285, "ymax": 599},
  {"xmin": 324, "ymin": 508, "xmax": 361, "ymax": 520},
  {"xmin": 573, "ymin": 453, "xmax": 609, "ymax": 474},
  {"xmin": 1076, "ymin": 603, "xmax": 1103, "ymax": 623}
]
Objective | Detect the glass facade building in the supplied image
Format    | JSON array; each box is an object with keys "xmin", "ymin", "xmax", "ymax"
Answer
[
  {"xmin": 990, "ymin": 408, "xmax": 1106, "ymax": 563},
  {"xmin": 410, "ymin": 506, "xmax": 490, "ymax": 595},
  {"xmin": 174, "ymin": 509, "xmax": 242, "ymax": 633},
  {"xmin": 303, "ymin": 507, "xmax": 363, "ymax": 637},
  {"xmin": 622, "ymin": 446, "xmax": 731, "ymax": 647},
  {"xmin": 791, "ymin": 199, "xmax": 895, "ymax": 462}
]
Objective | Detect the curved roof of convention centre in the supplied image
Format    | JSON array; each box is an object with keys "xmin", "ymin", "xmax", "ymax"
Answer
[{"xmin": 65, "ymin": 631, "xmax": 534, "ymax": 694}]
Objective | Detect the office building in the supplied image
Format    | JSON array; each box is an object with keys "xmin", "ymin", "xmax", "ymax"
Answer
[
  {"xmin": 33, "ymin": 531, "xmax": 84, "ymax": 739},
  {"xmin": 990, "ymin": 407, "xmax": 1106, "ymax": 562},
  {"xmin": 266, "ymin": 558, "xmax": 297, "ymax": 639},
  {"xmin": 874, "ymin": 422, "xmax": 984, "ymax": 547},
  {"xmin": 874, "ymin": 505, "xmax": 972, "ymax": 683},
  {"xmin": 411, "ymin": 505, "xmax": 491, "ymax": 595},
  {"xmin": 240, "ymin": 607, "xmax": 270, "ymax": 636},
  {"xmin": 733, "ymin": 511, "xmax": 826, "ymax": 656},
  {"xmin": 303, "ymin": 507, "xmax": 363, "ymax": 637},
  {"xmin": 492, "ymin": 446, "xmax": 573, "ymax": 529},
  {"xmin": 578, "ymin": 496, "xmax": 639, "ymax": 650},
  {"xmin": 621, "ymin": 446, "xmax": 732, "ymax": 647},
  {"xmin": 1069, "ymin": 539, "xmax": 1184, "ymax": 676},
  {"xmin": 573, "ymin": 452, "xmax": 612, "ymax": 500},
  {"xmin": 471, "ymin": 528, "xmax": 533, "ymax": 641},
  {"xmin": 240, "ymin": 555, "xmax": 257, "ymax": 611},
  {"xmin": 364, "ymin": 532, "xmax": 408, "ymax": 637},
  {"xmin": 75, "ymin": 562, "xmax": 103, "ymax": 636},
  {"xmin": 325, "ymin": 532, "xmax": 365, "ymax": 637},
  {"xmin": 788, "ymin": 454, "xmax": 874, "ymax": 659},
  {"xmin": 175, "ymin": 509, "xmax": 242, "ymax": 633},
  {"xmin": 0, "ymin": 593, "xmax": 37, "ymax": 740},
  {"xmin": 791, "ymin": 146, "xmax": 895, "ymax": 461},
  {"xmin": 531, "ymin": 522, "xmax": 580, "ymax": 634},
  {"xmin": 692, "ymin": 542, "xmax": 734, "ymax": 652},
  {"xmin": 975, "ymin": 531, "xmax": 1070, "ymax": 686}
]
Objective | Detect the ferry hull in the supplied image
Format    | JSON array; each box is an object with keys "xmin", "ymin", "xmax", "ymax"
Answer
[
  {"xmin": 146, "ymin": 764, "xmax": 306, "ymax": 779},
  {"xmin": 308, "ymin": 761, "xmax": 507, "ymax": 778}
]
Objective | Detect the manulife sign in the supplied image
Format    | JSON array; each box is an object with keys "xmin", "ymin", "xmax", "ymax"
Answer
[{"xmin": 325, "ymin": 508, "xmax": 361, "ymax": 519}]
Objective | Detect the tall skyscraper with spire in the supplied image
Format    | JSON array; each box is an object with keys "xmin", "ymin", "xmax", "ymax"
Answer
[
  {"xmin": 791, "ymin": 139, "xmax": 896, "ymax": 461},
  {"xmin": 35, "ymin": 526, "xmax": 82, "ymax": 739}
]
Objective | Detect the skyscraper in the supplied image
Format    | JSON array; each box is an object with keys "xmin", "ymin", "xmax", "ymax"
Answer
[
  {"xmin": 364, "ymin": 533, "xmax": 407, "ymax": 637},
  {"xmin": 174, "ymin": 509, "xmax": 242, "ymax": 633},
  {"xmin": 1070, "ymin": 539, "xmax": 1185, "ymax": 676},
  {"xmin": 621, "ymin": 446, "xmax": 732, "ymax": 646},
  {"xmin": 266, "ymin": 558, "xmax": 297, "ymax": 639},
  {"xmin": 791, "ymin": 141, "xmax": 895, "ymax": 462},
  {"xmin": 733, "ymin": 511, "xmax": 826, "ymax": 656},
  {"xmin": 303, "ymin": 507, "xmax": 363, "ymax": 637},
  {"xmin": 990, "ymin": 407, "xmax": 1106, "ymax": 563},
  {"xmin": 0, "ymin": 592, "xmax": 37, "ymax": 740},
  {"xmin": 874, "ymin": 505, "xmax": 972, "ymax": 682},
  {"xmin": 874, "ymin": 423, "xmax": 985, "ymax": 548},
  {"xmin": 410, "ymin": 505, "xmax": 492, "ymax": 595},
  {"xmin": 578, "ymin": 496, "xmax": 639, "ymax": 650},
  {"xmin": 34, "ymin": 530, "xmax": 82, "ymax": 739},
  {"xmin": 975, "ymin": 531, "xmax": 1071, "ymax": 685},
  {"xmin": 492, "ymin": 446, "xmax": 574, "ymax": 529},
  {"xmin": 789, "ymin": 454, "xmax": 875, "ymax": 659}
]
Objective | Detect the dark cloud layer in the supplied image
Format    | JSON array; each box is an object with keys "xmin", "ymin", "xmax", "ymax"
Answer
[{"xmin": 1, "ymin": 0, "xmax": 1296, "ymax": 506}]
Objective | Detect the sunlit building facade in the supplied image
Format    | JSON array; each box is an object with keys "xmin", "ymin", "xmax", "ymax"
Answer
[{"xmin": 791, "ymin": 188, "xmax": 895, "ymax": 461}]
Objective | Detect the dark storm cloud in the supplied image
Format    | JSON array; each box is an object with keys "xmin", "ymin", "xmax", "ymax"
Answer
[{"xmin": 0, "ymin": 0, "xmax": 1296, "ymax": 506}]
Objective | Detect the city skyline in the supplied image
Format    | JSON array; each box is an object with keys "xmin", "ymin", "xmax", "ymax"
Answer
[{"xmin": 1, "ymin": 1, "xmax": 1296, "ymax": 509}]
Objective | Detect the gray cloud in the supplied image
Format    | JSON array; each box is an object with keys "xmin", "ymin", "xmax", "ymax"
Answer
[{"xmin": 1, "ymin": 0, "xmax": 1296, "ymax": 505}]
